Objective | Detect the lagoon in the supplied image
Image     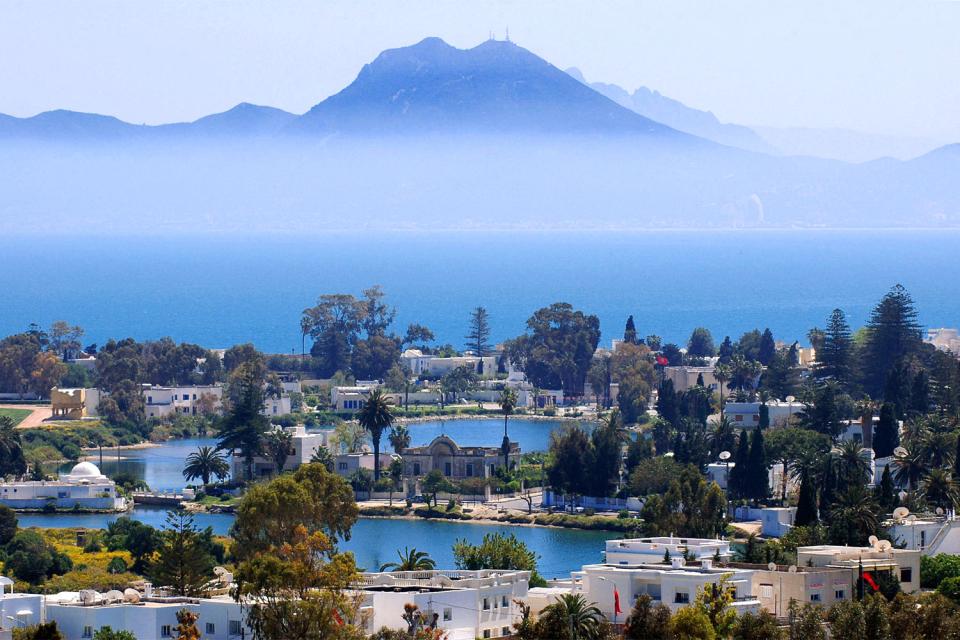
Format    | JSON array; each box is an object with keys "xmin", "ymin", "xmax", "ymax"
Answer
[{"xmin": 17, "ymin": 508, "xmax": 616, "ymax": 578}]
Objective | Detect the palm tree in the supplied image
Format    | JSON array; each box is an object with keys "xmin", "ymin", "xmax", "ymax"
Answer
[
  {"xmin": 309, "ymin": 445, "xmax": 335, "ymax": 472},
  {"xmin": 922, "ymin": 468, "xmax": 959, "ymax": 512},
  {"xmin": 918, "ymin": 431, "xmax": 957, "ymax": 470},
  {"xmin": 357, "ymin": 388, "xmax": 394, "ymax": 481},
  {"xmin": 0, "ymin": 416, "xmax": 26, "ymax": 477},
  {"xmin": 379, "ymin": 547, "xmax": 436, "ymax": 572},
  {"xmin": 729, "ymin": 354, "xmax": 762, "ymax": 398},
  {"xmin": 832, "ymin": 440, "xmax": 871, "ymax": 486},
  {"xmin": 386, "ymin": 457, "xmax": 404, "ymax": 506},
  {"xmin": 709, "ymin": 415, "xmax": 736, "ymax": 458},
  {"xmin": 388, "ymin": 425, "xmax": 411, "ymax": 454},
  {"xmin": 540, "ymin": 593, "xmax": 605, "ymax": 640},
  {"xmin": 713, "ymin": 363, "xmax": 731, "ymax": 418},
  {"xmin": 830, "ymin": 485, "xmax": 880, "ymax": 545},
  {"xmin": 182, "ymin": 446, "xmax": 230, "ymax": 486},
  {"xmin": 499, "ymin": 387, "xmax": 518, "ymax": 471},
  {"xmin": 893, "ymin": 449, "xmax": 927, "ymax": 491},
  {"xmin": 262, "ymin": 428, "xmax": 294, "ymax": 475}
]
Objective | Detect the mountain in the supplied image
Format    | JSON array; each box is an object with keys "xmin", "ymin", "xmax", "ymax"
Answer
[
  {"xmin": 0, "ymin": 109, "xmax": 140, "ymax": 139},
  {"xmin": 160, "ymin": 103, "xmax": 297, "ymax": 136},
  {"xmin": 752, "ymin": 126, "xmax": 944, "ymax": 163},
  {"xmin": 296, "ymin": 38, "xmax": 692, "ymax": 138},
  {"xmin": 565, "ymin": 67, "xmax": 772, "ymax": 153}
]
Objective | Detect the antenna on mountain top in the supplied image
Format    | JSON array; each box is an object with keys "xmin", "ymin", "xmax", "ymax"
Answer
[{"xmin": 505, "ymin": 26, "xmax": 510, "ymax": 42}]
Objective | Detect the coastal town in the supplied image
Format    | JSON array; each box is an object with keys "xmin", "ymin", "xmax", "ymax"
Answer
[{"xmin": 3, "ymin": 284, "xmax": 960, "ymax": 638}]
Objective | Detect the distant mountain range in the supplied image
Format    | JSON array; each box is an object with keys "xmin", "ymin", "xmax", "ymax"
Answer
[{"xmin": 0, "ymin": 37, "xmax": 958, "ymax": 231}]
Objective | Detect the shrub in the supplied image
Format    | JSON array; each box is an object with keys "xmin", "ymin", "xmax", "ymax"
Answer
[{"xmin": 922, "ymin": 554, "xmax": 960, "ymax": 589}]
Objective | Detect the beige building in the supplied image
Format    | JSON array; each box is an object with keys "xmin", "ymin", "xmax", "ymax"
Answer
[
  {"xmin": 663, "ymin": 366, "xmax": 720, "ymax": 393},
  {"xmin": 796, "ymin": 544, "xmax": 920, "ymax": 595},
  {"xmin": 51, "ymin": 387, "xmax": 94, "ymax": 419},
  {"xmin": 402, "ymin": 435, "xmax": 520, "ymax": 480},
  {"xmin": 727, "ymin": 563, "xmax": 852, "ymax": 616}
]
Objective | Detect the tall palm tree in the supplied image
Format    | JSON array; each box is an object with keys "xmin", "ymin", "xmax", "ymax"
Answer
[
  {"xmin": 833, "ymin": 440, "xmax": 871, "ymax": 486},
  {"xmin": 182, "ymin": 446, "xmax": 230, "ymax": 486},
  {"xmin": 309, "ymin": 445, "xmax": 335, "ymax": 472},
  {"xmin": 922, "ymin": 468, "xmax": 959, "ymax": 512},
  {"xmin": 379, "ymin": 547, "xmax": 436, "ymax": 572},
  {"xmin": 831, "ymin": 485, "xmax": 880, "ymax": 545},
  {"xmin": 713, "ymin": 363, "xmax": 731, "ymax": 418},
  {"xmin": 499, "ymin": 387, "xmax": 518, "ymax": 471},
  {"xmin": 709, "ymin": 415, "xmax": 736, "ymax": 458},
  {"xmin": 540, "ymin": 593, "xmax": 605, "ymax": 640},
  {"xmin": 893, "ymin": 450, "xmax": 927, "ymax": 491},
  {"xmin": 729, "ymin": 354, "xmax": 763, "ymax": 398},
  {"xmin": 357, "ymin": 388, "xmax": 394, "ymax": 481},
  {"xmin": 262, "ymin": 428, "xmax": 294, "ymax": 475},
  {"xmin": 919, "ymin": 431, "xmax": 957, "ymax": 470},
  {"xmin": 0, "ymin": 416, "xmax": 26, "ymax": 477},
  {"xmin": 388, "ymin": 425, "xmax": 411, "ymax": 454}
]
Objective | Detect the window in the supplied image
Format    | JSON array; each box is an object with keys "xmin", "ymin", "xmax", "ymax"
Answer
[
  {"xmin": 338, "ymin": 462, "xmax": 348, "ymax": 471},
  {"xmin": 413, "ymin": 463, "xmax": 421, "ymax": 475},
  {"xmin": 483, "ymin": 631, "xmax": 491, "ymax": 639},
  {"xmin": 483, "ymin": 597, "xmax": 490, "ymax": 610},
  {"xmin": 502, "ymin": 595, "xmax": 509, "ymax": 607},
  {"xmin": 466, "ymin": 463, "xmax": 474, "ymax": 477},
  {"xmin": 444, "ymin": 462, "xmax": 452, "ymax": 476},
  {"xmin": 734, "ymin": 415, "xmax": 743, "ymax": 421},
  {"xmin": 674, "ymin": 592, "xmax": 690, "ymax": 604},
  {"xmin": 161, "ymin": 625, "xmax": 172, "ymax": 637},
  {"xmin": 921, "ymin": 531, "xmax": 927, "ymax": 548},
  {"xmin": 443, "ymin": 608, "xmax": 452, "ymax": 621},
  {"xmin": 810, "ymin": 593, "xmax": 821, "ymax": 602},
  {"xmin": 205, "ymin": 623, "xmax": 215, "ymax": 633},
  {"xmin": 901, "ymin": 568, "xmax": 913, "ymax": 583},
  {"xmin": 835, "ymin": 590, "xmax": 845, "ymax": 600},
  {"xmin": 229, "ymin": 620, "xmax": 242, "ymax": 635},
  {"xmin": 502, "ymin": 627, "xmax": 511, "ymax": 636},
  {"xmin": 760, "ymin": 584, "xmax": 774, "ymax": 599},
  {"xmin": 82, "ymin": 627, "xmax": 93, "ymax": 639},
  {"xmin": 183, "ymin": 394, "xmax": 190, "ymax": 400}
]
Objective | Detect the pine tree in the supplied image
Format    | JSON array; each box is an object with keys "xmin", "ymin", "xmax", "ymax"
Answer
[
  {"xmin": 718, "ymin": 337, "xmax": 735, "ymax": 364},
  {"xmin": 748, "ymin": 429, "xmax": 769, "ymax": 500},
  {"xmin": 910, "ymin": 370, "xmax": 930, "ymax": 415},
  {"xmin": 656, "ymin": 379, "xmax": 678, "ymax": 426},
  {"xmin": 863, "ymin": 285, "xmax": 922, "ymax": 397},
  {"xmin": 816, "ymin": 309, "xmax": 854, "ymax": 386},
  {"xmin": 758, "ymin": 328, "xmax": 776, "ymax": 366},
  {"xmin": 877, "ymin": 465, "xmax": 896, "ymax": 513},
  {"xmin": 873, "ymin": 402, "xmax": 899, "ymax": 458},
  {"xmin": 624, "ymin": 315, "xmax": 638, "ymax": 345},
  {"xmin": 149, "ymin": 511, "xmax": 216, "ymax": 596},
  {"xmin": 466, "ymin": 306, "xmax": 491, "ymax": 356},
  {"xmin": 795, "ymin": 475, "xmax": 819, "ymax": 526},
  {"xmin": 758, "ymin": 403, "xmax": 770, "ymax": 430}
]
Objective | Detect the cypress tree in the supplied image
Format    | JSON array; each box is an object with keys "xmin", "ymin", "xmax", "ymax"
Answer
[
  {"xmin": 953, "ymin": 435, "xmax": 960, "ymax": 480},
  {"xmin": 718, "ymin": 337, "xmax": 735, "ymax": 364},
  {"xmin": 910, "ymin": 370, "xmax": 930, "ymax": 415},
  {"xmin": 656, "ymin": 379, "xmax": 679, "ymax": 426},
  {"xmin": 795, "ymin": 476, "xmax": 819, "ymax": 526},
  {"xmin": 696, "ymin": 373, "xmax": 705, "ymax": 387},
  {"xmin": 759, "ymin": 403, "xmax": 770, "ymax": 430},
  {"xmin": 748, "ymin": 428, "xmax": 769, "ymax": 500},
  {"xmin": 873, "ymin": 402, "xmax": 899, "ymax": 458},
  {"xmin": 624, "ymin": 315, "xmax": 638, "ymax": 345},
  {"xmin": 758, "ymin": 328, "xmax": 776, "ymax": 366},
  {"xmin": 729, "ymin": 430, "xmax": 750, "ymax": 499},
  {"xmin": 877, "ymin": 465, "xmax": 896, "ymax": 513}
]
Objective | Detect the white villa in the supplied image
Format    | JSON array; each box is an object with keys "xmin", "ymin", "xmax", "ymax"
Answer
[
  {"xmin": 604, "ymin": 536, "xmax": 732, "ymax": 565},
  {"xmin": 230, "ymin": 425, "xmax": 335, "ymax": 478},
  {"xmin": 400, "ymin": 349, "xmax": 499, "ymax": 379},
  {"xmin": 0, "ymin": 577, "xmax": 43, "ymax": 636},
  {"xmin": 0, "ymin": 462, "xmax": 126, "ymax": 511},
  {"xmin": 725, "ymin": 400, "xmax": 806, "ymax": 429},
  {"xmin": 357, "ymin": 570, "xmax": 530, "ymax": 640}
]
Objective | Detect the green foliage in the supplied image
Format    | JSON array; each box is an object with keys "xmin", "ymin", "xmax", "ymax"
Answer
[
  {"xmin": 936, "ymin": 576, "xmax": 960, "ymax": 604},
  {"xmin": 688, "ymin": 327, "xmax": 716, "ymax": 357},
  {"xmin": 922, "ymin": 554, "xmax": 960, "ymax": 589},
  {"xmin": 629, "ymin": 455, "xmax": 686, "ymax": 496},
  {"xmin": 873, "ymin": 402, "xmax": 899, "ymax": 458},
  {"xmin": 148, "ymin": 511, "xmax": 218, "ymax": 596},
  {"xmin": 862, "ymin": 284, "xmax": 922, "ymax": 397},
  {"xmin": 357, "ymin": 387, "xmax": 394, "ymax": 481},
  {"xmin": 624, "ymin": 594, "xmax": 673, "ymax": 640},
  {"xmin": 4, "ymin": 530, "xmax": 74, "ymax": 584},
  {"xmin": 670, "ymin": 607, "xmax": 716, "ymax": 640},
  {"xmin": 92, "ymin": 627, "xmax": 137, "ymax": 640},
  {"xmin": 0, "ymin": 503, "xmax": 18, "ymax": 545},
  {"xmin": 218, "ymin": 360, "xmax": 270, "ymax": 481},
  {"xmin": 12, "ymin": 622, "xmax": 65, "ymax": 640},
  {"xmin": 453, "ymin": 532, "xmax": 546, "ymax": 586},
  {"xmin": 733, "ymin": 610, "xmax": 783, "ymax": 640},
  {"xmin": 182, "ymin": 445, "xmax": 230, "ymax": 485},
  {"xmin": 640, "ymin": 464, "xmax": 726, "ymax": 538},
  {"xmin": 378, "ymin": 547, "xmax": 436, "ymax": 572},
  {"xmin": 105, "ymin": 517, "xmax": 161, "ymax": 573}
]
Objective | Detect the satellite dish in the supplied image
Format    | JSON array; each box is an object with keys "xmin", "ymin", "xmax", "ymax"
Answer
[
  {"xmin": 936, "ymin": 507, "xmax": 944, "ymax": 515},
  {"xmin": 893, "ymin": 507, "xmax": 910, "ymax": 520},
  {"xmin": 768, "ymin": 562, "xmax": 777, "ymax": 571},
  {"xmin": 868, "ymin": 535, "xmax": 879, "ymax": 546},
  {"xmin": 719, "ymin": 451, "xmax": 731, "ymax": 461},
  {"xmin": 123, "ymin": 588, "xmax": 141, "ymax": 603},
  {"xmin": 788, "ymin": 565, "xmax": 798, "ymax": 573},
  {"xmin": 664, "ymin": 452, "xmax": 675, "ymax": 457},
  {"xmin": 894, "ymin": 447, "xmax": 909, "ymax": 458},
  {"xmin": 877, "ymin": 540, "xmax": 892, "ymax": 552}
]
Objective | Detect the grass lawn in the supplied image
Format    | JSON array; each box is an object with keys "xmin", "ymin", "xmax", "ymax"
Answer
[{"xmin": 0, "ymin": 407, "xmax": 32, "ymax": 426}]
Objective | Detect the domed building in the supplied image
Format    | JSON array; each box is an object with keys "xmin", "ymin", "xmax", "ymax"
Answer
[{"xmin": 0, "ymin": 461, "xmax": 126, "ymax": 512}]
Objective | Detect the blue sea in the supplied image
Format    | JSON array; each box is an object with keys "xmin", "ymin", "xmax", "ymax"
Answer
[{"xmin": 4, "ymin": 230, "xmax": 959, "ymax": 352}]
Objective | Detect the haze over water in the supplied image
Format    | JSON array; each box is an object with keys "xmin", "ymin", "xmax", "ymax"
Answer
[{"xmin": 5, "ymin": 230, "xmax": 959, "ymax": 352}]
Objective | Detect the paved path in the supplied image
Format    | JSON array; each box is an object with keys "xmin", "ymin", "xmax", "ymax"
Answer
[{"xmin": 0, "ymin": 404, "xmax": 53, "ymax": 428}]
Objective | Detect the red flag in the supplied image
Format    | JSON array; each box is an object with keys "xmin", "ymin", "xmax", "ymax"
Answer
[
  {"xmin": 614, "ymin": 586, "xmax": 622, "ymax": 616},
  {"xmin": 656, "ymin": 355, "xmax": 669, "ymax": 366},
  {"xmin": 332, "ymin": 609, "xmax": 344, "ymax": 626},
  {"xmin": 862, "ymin": 572, "xmax": 880, "ymax": 592}
]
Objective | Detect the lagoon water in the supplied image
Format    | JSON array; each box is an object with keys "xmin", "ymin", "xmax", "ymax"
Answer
[{"xmin": 5, "ymin": 231, "xmax": 960, "ymax": 353}]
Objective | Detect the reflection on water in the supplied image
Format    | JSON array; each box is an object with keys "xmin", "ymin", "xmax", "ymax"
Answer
[{"xmin": 17, "ymin": 507, "xmax": 616, "ymax": 578}]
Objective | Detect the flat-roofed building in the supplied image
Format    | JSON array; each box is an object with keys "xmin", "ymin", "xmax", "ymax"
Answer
[
  {"xmin": 604, "ymin": 536, "xmax": 732, "ymax": 565},
  {"xmin": 796, "ymin": 545, "xmax": 920, "ymax": 594}
]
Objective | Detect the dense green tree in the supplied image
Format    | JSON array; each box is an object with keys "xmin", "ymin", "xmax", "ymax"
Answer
[
  {"xmin": 547, "ymin": 424, "xmax": 595, "ymax": 496},
  {"xmin": 0, "ymin": 415, "xmax": 27, "ymax": 476},
  {"xmin": 0, "ymin": 503, "xmax": 17, "ymax": 545},
  {"xmin": 302, "ymin": 293, "xmax": 365, "ymax": 377},
  {"xmin": 688, "ymin": 327, "xmax": 716, "ymax": 357},
  {"xmin": 828, "ymin": 485, "xmax": 880, "ymax": 546},
  {"xmin": 765, "ymin": 427, "xmax": 831, "ymax": 501},
  {"xmin": 218, "ymin": 361, "xmax": 270, "ymax": 481},
  {"xmin": 799, "ymin": 381, "xmax": 853, "ymax": 438},
  {"xmin": 640, "ymin": 465, "xmax": 726, "ymax": 538},
  {"xmin": 645, "ymin": 334, "xmax": 662, "ymax": 351},
  {"xmin": 624, "ymin": 593, "xmax": 673, "ymax": 640},
  {"xmin": 873, "ymin": 402, "xmax": 899, "ymax": 457},
  {"xmin": 671, "ymin": 607, "xmax": 716, "ymax": 640},
  {"xmin": 747, "ymin": 428, "xmax": 770, "ymax": 500},
  {"xmin": 761, "ymin": 349, "xmax": 800, "ymax": 400},
  {"xmin": 795, "ymin": 474, "xmax": 819, "ymax": 526},
  {"xmin": 862, "ymin": 285, "xmax": 923, "ymax": 397},
  {"xmin": 12, "ymin": 622, "xmax": 65, "ymax": 640},
  {"xmin": 536, "ymin": 593, "xmax": 607, "ymax": 640},
  {"xmin": 758, "ymin": 328, "xmax": 776, "ymax": 366},
  {"xmin": 263, "ymin": 428, "xmax": 294, "ymax": 474},
  {"xmin": 94, "ymin": 337, "xmax": 143, "ymax": 389},
  {"xmin": 660, "ymin": 343, "xmax": 683, "ymax": 366},
  {"xmin": 787, "ymin": 600, "xmax": 826, "ymax": 640},
  {"xmin": 453, "ymin": 532, "xmax": 545, "ymax": 586},
  {"xmin": 388, "ymin": 425, "xmax": 411, "ymax": 454},
  {"xmin": 736, "ymin": 329, "xmax": 764, "ymax": 362},
  {"xmin": 149, "ymin": 511, "xmax": 217, "ymax": 596},
  {"xmin": 876, "ymin": 465, "xmax": 897, "ymax": 512},
  {"xmin": 623, "ymin": 315, "xmax": 638, "ymax": 345},
  {"xmin": 656, "ymin": 379, "xmax": 679, "ymax": 425},
  {"xmin": 466, "ymin": 306, "xmax": 492, "ymax": 356},
  {"xmin": 816, "ymin": 309, "xmax": 854, "ymax": 386},
  {"xmin": 401, "ymin": 323, "xmax": 434, "ymax": 348},
  {"xmin": 827, "ymin": 600, "xmax": 866, "ymax": 639},
  {"xmin": 4, "ymin": 530, "xmax": 73, "ymax": 583},
  {"xmin": 728, "ymin": 430, "xmax": 751, "ymax": 499},
  {"xmin": 350, "ymin": 335, "xmax": 401, "ymax": 380},
  {"xmin": 419, "ymin": 469, "xmax": 453, "ymax": 508},
  {"xmin": 717, "ymin": 336, "xmax": 735, "ymax": 364},
  {"xmin": 733, "ymin": 610, "xmax": 783, "ymax": 640},
  {"xmin": 910, "ymin": 370, "xmax": 931, "ymax": 415},
  {"xmin": 105, "ymin": 517, "xmax": 160, "ymax": 573},
  {"xmin": 629, "ymin": 456, "xmax": 688, "ymax": 496},
  {"xmin": 505, "ymin": 303, "xmax": 600, "ymax": 396}
]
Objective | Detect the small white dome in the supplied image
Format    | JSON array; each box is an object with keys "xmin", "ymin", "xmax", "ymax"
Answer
[{"xmin": 66, "ymin": 461, "xmax": 106, "ymax": 480}]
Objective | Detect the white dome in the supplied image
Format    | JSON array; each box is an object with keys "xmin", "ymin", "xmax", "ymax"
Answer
[{"xmin": 67, "ymin": 462, "xmax": 105, "ymax": 479}]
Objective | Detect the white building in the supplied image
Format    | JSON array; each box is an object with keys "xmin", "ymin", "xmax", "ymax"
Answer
[
  {"xmin": 357, "ymin": 570, "xmax": 529, "ymax": 640},
  {"xmin": 45, "ymin": 591, "xmax": 251, "ymax": 640},
  {"xmin": 604, "ymin": 537, "xmax": 732, "ymax": 565},
  {"xmin": 0, "ymin": 462, "xmax": 125, "ymax": 511},
  {"xmin": 725, "ymin": 400, "xmax": 805, "ymax": 429},
  {"xmin": 400, "ymin": 350, "xmax": 499, "ymax": 379},
  {"xmin": 230, "ymin": 425, "xmax": 335, "ymax": 478},
  {"xmin": 886, "ymin": 513, "xmax": 960, "ymax": 555},
  {"xmin": 0, "ymin": 577, "xmax": 43, "ymax": 637},
  {"xmin": 796, "ymin": 544, "xmax": 920, "ymax": 594},
  {"xmin": 926, "ymin": 328, "xmax": 960, "ymax": 355},
  {"xmin": 142, "ymin": 384, "xmax": 224, "ymax": 420},
  {"xmin": 541, "ymin": 559, "xmax": 759, "ymax": 621}
]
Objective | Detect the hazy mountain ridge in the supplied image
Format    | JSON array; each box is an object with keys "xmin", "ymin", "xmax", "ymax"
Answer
[{"xmin": 0, "ymin": 38, "xmax": 958, "ymax": 231}]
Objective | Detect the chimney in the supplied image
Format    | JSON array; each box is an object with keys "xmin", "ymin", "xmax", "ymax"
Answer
[{"xmin": 671, "ymin": 557, "xmax": 685, "ymax": 569}]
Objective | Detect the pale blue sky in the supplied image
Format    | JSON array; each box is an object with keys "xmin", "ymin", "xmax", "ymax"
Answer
[{"xmin": 1, "ymin": 0, "xmax": 958, "ymax": 139}]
